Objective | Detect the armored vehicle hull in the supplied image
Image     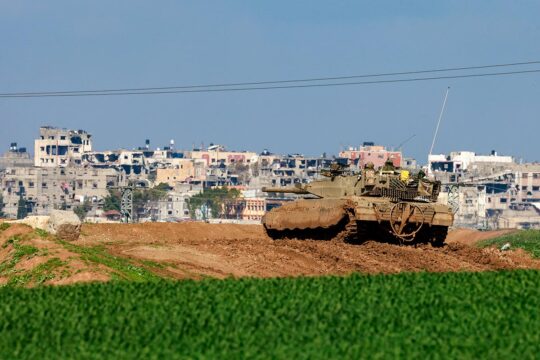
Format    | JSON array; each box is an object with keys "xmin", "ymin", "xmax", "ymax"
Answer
[{"xmin": 262, "ymin": 166, "xmax": 454, "ymax": 245}]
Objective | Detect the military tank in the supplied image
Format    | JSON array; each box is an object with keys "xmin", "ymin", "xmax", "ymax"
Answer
[{"xmin": 262, "ymin": 162, "xmax": 454, "ymax": 246}]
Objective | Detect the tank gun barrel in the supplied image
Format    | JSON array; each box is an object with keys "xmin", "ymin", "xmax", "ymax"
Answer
[{"xmin": 262, "ymin": 186, "xmax": 309, "ymax": 194}]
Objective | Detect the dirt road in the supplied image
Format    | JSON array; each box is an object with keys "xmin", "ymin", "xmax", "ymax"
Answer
[{"xmin": 77, "ymin": 223, "xmax": 538, "ymax": 279}]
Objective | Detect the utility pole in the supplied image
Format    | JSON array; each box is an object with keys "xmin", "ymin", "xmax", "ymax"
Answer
[{"xmin": 120, "ymin": 186, "xmax": 134, "ymax": 223}]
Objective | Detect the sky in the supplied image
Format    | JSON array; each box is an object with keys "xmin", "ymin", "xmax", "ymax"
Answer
[{"xmin": 1, "ymin": 1, "xmax": 539, "ymax": 163}]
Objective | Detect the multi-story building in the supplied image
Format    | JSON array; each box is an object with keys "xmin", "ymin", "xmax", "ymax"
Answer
[
  {"xmin": 428, "ymin": 150, "xmax": 513, "ymax": 174},
  {"xmin": 186, "ymin": 144, "xmax": 258, "ymax": 166},
  {"xmin": 34, "ymin": 127, "xmax": 92, "ymax": 167},
  {"xmin": 241, "ymin": 197, "xmax": 266, "ymax": 221},
  {"xmin": 0, "ymin": 143, "xmax": 33, "ymax": 169},
  {"xmin": 155, "ymin": 159, "xmax": 207, "ymax": 186},
  {"xmin": 431, "ymin": 150, "xmax": 540, "ymax": 229},
  {"xmin": 339, "ymin": 143, "xmax": 402, "ymax": 169},
  {"xmin": 1, "ymin": 166, "xmax": 120, "ymax": 217}
]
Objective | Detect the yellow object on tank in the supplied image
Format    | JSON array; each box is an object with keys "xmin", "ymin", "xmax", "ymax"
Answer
[{"xmin": 400, "ymin": 170, "xmax": 410, "ymax": 182}]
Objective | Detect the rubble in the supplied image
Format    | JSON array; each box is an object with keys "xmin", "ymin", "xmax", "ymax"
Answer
[{"xmin": 47, "ymin": 210, "xmax": 82, "ymax": 241}]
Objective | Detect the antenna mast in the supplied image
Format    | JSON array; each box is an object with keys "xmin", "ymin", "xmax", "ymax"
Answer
[
  {"xmin": 429, "ymin": 87, "xmax": 450, "ymax": 159},
  {"xmin": 397, "ymin": 134, "xmax": 416, "ymax": 151}
]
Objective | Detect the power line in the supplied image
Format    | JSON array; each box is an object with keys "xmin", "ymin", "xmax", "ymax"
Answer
[
  {"xmin": 1, "ymin": 68, "xmax": 539, "ymax": 98},
  {"xmin": 1, "ymin": 60, "xmax": 539, "ymax": 97}
]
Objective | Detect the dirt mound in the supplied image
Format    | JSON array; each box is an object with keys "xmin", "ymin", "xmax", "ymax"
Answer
[
  {"xmin": 79, "ymin": 223, "xmax": 540, "ymax": 279},
  {"xmin": 3, "ymin": 222, "xmax": 537, "ymax": 286},
  {"xmin": 0, "ymin": 224, "xmax": 111, "ymax": 286}
]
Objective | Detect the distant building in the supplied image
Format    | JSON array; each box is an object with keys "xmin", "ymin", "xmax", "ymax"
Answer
[
  {"xmin": 241, "ymin": 197, "xmax": 266, "ymax": 221},
  {"xmin": 1, "ymin": 166, "xmax": 120, "ymax": 218},
  {"xmin": 339, "ymin": 144, "xmax": 402, "ymax": 169},
  {"xmin": 0, "ymin": 143, "xmax": 33, "ymax": 169},
  {"xmin": 431, "ymin": 151, "xmax": 540, "ymax": 229},
  {"xmin": 186, "ymin": 144, "xmax": 258, "ymax": 166},
  {"xmin": 34, "ymin": 127, "xmax": 92, "ymax": 167},
  {"xmin": 155, "ymin": 159, "xmax": 207, "ymax": 185},
  {"xmin": 428, "ymin": 150, "xmax": 513, "ymax": 174}
]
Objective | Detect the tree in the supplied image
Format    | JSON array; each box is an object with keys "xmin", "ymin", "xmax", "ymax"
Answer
[
  {"xmin": 73, "ymin": 200, "xmax": 92, "ymax": 221},
  {"xmin": 103, "ymin": 190, "xmax": 121, "ymax": 212},
  {"xmin": 16, "ymin": 193, "xmax": 28, "ymax": 219},
  {"xmin": 0, "ymin": 195, "xmax": 5, "ymax": 218},
  {"xmin": 154, "ymin": 182, "xmax": 172, "ymax": 192},
  {"xmin": 187, "ymin": 186, "xmax": 241, "ymax": 219}
]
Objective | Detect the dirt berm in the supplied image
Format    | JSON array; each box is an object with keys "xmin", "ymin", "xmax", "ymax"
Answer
[{"xmin": 77, "ymin": 223, "xmax": 540, "ymax": 279}]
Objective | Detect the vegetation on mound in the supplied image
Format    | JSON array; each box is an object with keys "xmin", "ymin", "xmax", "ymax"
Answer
[
  {"xmin": 58, "ymin": 241, "xmax": 161, "ymax": 282},
  {"xmin": 0, "ymin": 227, "xmax": 169, "ymax": 286},
  {"xmin": 0, "ymin": 235, "xmax": 39, "ymax": 275},
  {"xmin": 479, "ymin": 229, "xmax": 540, "ymax": 258},
  {"xmin": 1, "ymin": 270, "xmax": 540, "ymax": 359}
]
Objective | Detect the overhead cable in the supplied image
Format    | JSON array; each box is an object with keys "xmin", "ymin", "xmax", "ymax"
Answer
[{"xmin": 1, "ymin": 67, "xmax": 539, "ymax": 98}]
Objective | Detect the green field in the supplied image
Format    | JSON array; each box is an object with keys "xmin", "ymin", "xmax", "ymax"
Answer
[
  {"xmin": 1, "ymin": 270, "xmax": 540, "ymax": 359},
  {"xmin": 479, "ymin": 229, "xmax": 540, "ymax": 258}
]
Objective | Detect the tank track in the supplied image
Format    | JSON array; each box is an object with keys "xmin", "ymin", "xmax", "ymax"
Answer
[
  {"xmin": 265, "ymin": 218, "xmax": 449, "ymax": 246},
  {"xmin": 415, "ymin": 225, "xmax": 448, "ymax": 247}
]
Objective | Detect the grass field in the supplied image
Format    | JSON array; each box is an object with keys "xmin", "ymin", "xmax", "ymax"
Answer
[
  {"xmin": 1, "ymin": 270, "xmax": 540, "ymax": 359},
  {"xmin": 479, "ymin": 229, "xmax": 540, "ymax": 258}
]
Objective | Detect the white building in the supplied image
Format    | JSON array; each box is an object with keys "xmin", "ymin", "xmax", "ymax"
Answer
[{"xmin": 34, "ymin": 127, "xmax": 92, "ymax": 167}]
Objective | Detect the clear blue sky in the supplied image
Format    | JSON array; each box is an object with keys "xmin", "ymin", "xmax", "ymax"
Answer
[{"xmin": 2, "ymin": 1, "xmax": 539, "ymax": 162}]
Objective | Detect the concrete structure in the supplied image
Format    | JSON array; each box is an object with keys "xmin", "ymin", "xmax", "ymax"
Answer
[
  {"xmin": 1, "ymin": 166, "xmax": 120, "ymax": 218},
  {"xmin": 186, "ymin": 144, "xmax": 258, "ymax": 166},
  {"xmin": 156, "ymin": 192, "xmax": 191, "ymax": 220},
  {"xmin": 155, "ymin": 159, "xmax": 206, "ymax": 185},
  {"xmin": 0, "ymin": 143, "xmax": 33, "ymax": 169},
  {"xmin": 429, "ymin": 151, "xmax": 513, "ymax": 174},
  {"xmin": 431, "ymin": 151, "xmax": 540, "ymax": 229},
  {"xmin": 241, "ymin": 197, "xmax": 266, "ymax": 221},
  {"xmin": 34, "ymin": 127, "xmax": 92, "ymax": 167},
  {"xmin": 339, "ymin": 144, "xmax": 402, "ymax": 169}
]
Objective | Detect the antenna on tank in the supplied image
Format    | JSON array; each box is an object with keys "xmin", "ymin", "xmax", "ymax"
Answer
[
  {"xmin": 428, "ymin": 87, "xmax": 450, "ymax": 173},
  {"xmin": 397, "ymin": 134, "xmax": 416, "ymax": 151}
]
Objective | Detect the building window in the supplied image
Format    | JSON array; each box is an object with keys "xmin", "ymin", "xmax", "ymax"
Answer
[
  {"xmin": 60, "ymin": 136, "xmax": 66, "ymax": 140},
  {"xmin": 522, "ymin": 186, "xmax": 528, "ymax": 191},
  {"xmin": 500, "ymin": 198, "xmax": 507, "ymax": 203},
  {"xmin": 533, "ymin": 186, "xmax": 540, "ymax": 191},
  {"xmin": 42, "ymin": 182, "xmax": 47, "ymax": 188}
]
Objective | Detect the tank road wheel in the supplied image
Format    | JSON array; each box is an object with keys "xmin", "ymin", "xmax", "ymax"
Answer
[{"xmin": 389, "ymin": 202, "xmax": 425, "ymax": 243}]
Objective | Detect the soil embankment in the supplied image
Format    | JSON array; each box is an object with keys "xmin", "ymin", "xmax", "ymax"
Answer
[
  {"xmin": 79, "ymin": 223, "xmax": 540, "ymax": 279},
  {"xmin": 1, "ymin": 222, "xmax": 537, "ymax": 285}
]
